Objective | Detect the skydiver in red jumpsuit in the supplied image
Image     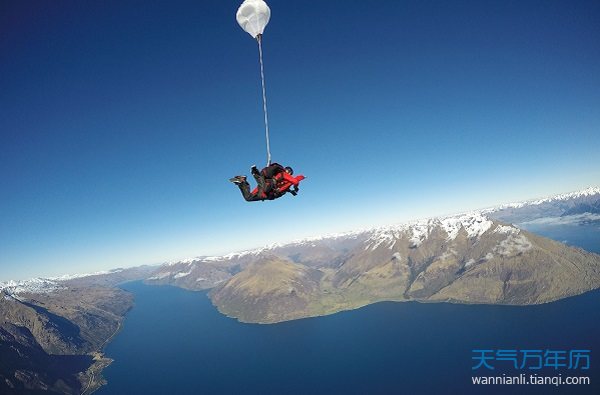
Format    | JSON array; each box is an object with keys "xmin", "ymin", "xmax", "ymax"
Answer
[{"xmin": 230, "ymin": 163, "xmax": 305, "ymax": 202}]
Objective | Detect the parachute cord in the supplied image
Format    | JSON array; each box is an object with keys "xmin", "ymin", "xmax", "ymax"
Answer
[{"xmin": 257, "ymin": 34, "xmax": 271, "ymax": 166}]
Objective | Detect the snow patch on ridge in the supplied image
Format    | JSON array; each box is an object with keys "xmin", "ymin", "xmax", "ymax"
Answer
[
  {"xmin": 494, "ymin": 233, "xmax": 532, "ymax": 257},
  {"xmin": 409, "ymin": 221, "xmax": 433, "ymax": 247},
  {"xmin": 494, "ymin": 225, "xmax": 519, "ymax": 235},
  {"xmin": 174, "ymin": 271, "xmax": 192, "ymax": 279},
  {"xmin": 148, "ymin": 272, "xmax": 172, "ymax": 280},
  {"xmin": 367, "ymin": 229, "xmax": 401, "ymax": 250},
  {"xmin": 167, "ymin": 258, "xmax": 200, "ymax": 266},
  {"xmin": 440, "ymin": 212, "xmax": 493, "ymax": 240}
]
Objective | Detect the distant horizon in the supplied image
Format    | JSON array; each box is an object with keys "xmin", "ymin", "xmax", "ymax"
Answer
[{"xmin": 2, "ymin": 184, "xmax": 597, "ymax": 283}]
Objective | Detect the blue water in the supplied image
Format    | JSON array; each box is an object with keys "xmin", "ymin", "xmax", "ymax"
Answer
[
  {"xmin": 519, "ymin": 222, "xmax": 600, "ymax": 254},
  {"xmin": 98, "ymin": 226, "xmax": 600, "ymax": 395}
]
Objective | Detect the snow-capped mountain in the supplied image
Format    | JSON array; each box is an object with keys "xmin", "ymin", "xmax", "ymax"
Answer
[
  {"xmin": 0, "ymin": 273, "xmax": 113, "ymax": 296},
  {"xmin": 2, "ymin": 188, "xmax": 597, "ymax": 393},
  {"xmin": 211, "ymin": 214, "xmax": 600, "ymax": 323},
  {"xmin": 151, "ymin": 185, "xmax": 598, "ymax": 288},
  {"xmin": 0, "ymin": 267, "xmax": 153, "ymax": 297},
  {"xmin": 146, "ymin": 186, "xmax": 600, "ymax": 323},
  {"xmin": 154, "ymin": 186, "xmax": 599, "ymax": 286},
  {"xmin": 0, "ymin": 278, "xmax": 64, "ymax": 296},
  {"xmin": 49, "ymin": 268, "xmax": 124, "ymax": 281},
  {"xmin": 489, "ymin": 186, "xmax": 600, "ymax": 210},
  {"xmin": 485, "ymin": 186, "xmax": 600, "ymax": 224},
  {"xmin": 8, "ymin": 187, "xmax": 593, "ymax": 322}
]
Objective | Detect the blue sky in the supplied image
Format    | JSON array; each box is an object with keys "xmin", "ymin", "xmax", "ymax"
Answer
[{"xmin": 2, "ymin": 0, "xmax": 599, "ymax": 280}]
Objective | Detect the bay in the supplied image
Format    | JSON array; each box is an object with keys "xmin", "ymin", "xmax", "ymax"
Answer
[{"xmin": 97, "ymin": 225, "xmax": 600, "ymax": 395}]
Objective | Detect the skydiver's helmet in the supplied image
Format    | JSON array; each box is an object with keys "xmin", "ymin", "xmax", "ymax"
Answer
[{"xmin": 285, "ymin": 166, "xmax": 293, "ymax": 175}]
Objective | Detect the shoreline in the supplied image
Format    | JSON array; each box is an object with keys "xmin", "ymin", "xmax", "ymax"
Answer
[{"xmin": 79, "ymin": 318, "xmax": 125, "ymax": 395}]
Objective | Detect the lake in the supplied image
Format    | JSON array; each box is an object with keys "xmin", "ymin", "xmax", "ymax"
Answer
[
  {"xmin": 97, "ymin": 225, "xmax": 600, "ymax": 395},
  {"xmin": 519, "ymin": 220, "xmax": 600, "ymax": 254}
]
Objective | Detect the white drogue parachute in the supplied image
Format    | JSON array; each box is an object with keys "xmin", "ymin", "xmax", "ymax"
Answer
[
  {"xmin": 236, "ymin": 0, "xmax": 273, "ymax": 165},
  {"xmin": 236, "ymin": 0, "xmax": 271, "ymax": 38}
]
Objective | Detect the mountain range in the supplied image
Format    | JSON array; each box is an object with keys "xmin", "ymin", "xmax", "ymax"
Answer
[
  {"xmin": 147, "ymin": 187, "xmax": 600, "ymax": 323},
  {"xmin": 1, "ymin": 187, "xmax": 599, "ymax": 393},
  {"xmin": 484, "ymin": 186, "xmax": 600, "ymax": 224},
  {"xmin": 0, "ymin": 266, "xmax": 154, "ymax": 394}
]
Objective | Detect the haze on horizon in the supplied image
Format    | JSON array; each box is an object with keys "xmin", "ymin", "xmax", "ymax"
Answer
[{"xmin": 2, "ymin": 1, "xmax": 599, "ymax": 281}]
